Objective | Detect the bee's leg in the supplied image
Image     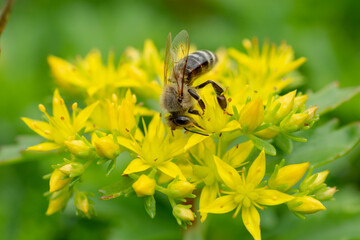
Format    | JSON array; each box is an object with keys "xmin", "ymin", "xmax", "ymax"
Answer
[
  {"xmin": 188, "ymin": 108, "xmax": 201, "ymax": 116},
  {"xmin": 188, "ymin": 88, "xmax": 205, "ymax": 114},
  {"xmin": 195, "ymin": 80, "xmax": 227, "ymax": 111}
]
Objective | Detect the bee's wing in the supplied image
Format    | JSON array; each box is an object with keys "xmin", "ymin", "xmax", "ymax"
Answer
[
  {"xmin": 171, "ymin": 30, "xmax": 190, "ymax": 97},
  {"xmin": 164, "ymin": 32, "xmax": 172, "ymax": 85},
  {"xmin": 0, "ymin": 0, "xmax": 14, "ymax": 55},
  {"xmin": 0, "ymin": 0, "xmax": 14, "ymax": 37}
]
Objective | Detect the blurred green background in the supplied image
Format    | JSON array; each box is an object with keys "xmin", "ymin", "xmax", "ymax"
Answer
[{"xmin": 0, "ymin": 0, "xmax": 359, "ymax": 239}]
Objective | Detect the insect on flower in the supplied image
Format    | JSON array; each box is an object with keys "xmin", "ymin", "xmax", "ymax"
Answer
[{"xmin": 160, "ymin": 30, "xmax": 228, "ymax": 134}]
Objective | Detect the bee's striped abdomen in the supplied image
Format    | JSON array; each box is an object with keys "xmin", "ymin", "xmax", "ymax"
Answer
[{"xmin": 184, "ymin": 50, "xmax": 217, "ymax": 84}]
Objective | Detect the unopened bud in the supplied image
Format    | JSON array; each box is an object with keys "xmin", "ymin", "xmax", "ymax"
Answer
[
  {"xmin": 173, "ymin": 205, "xmax": 195, "ymax": 222},
  {"xmin": 168, "ymin": 180, "xmax": 195, "ymax": 199},
  {"xmin": 300, "ymin": 170, "xmax": 329, "ymax": 193},
  {"xmin": 46, "ymin": 189, "xmax": 71, "ymax": 215},
  {"xmin": 287, "ymin": 196, "xmax": 326, "ymax": 214},
  {"xmin": 59, "ymin": 162, "xmax": 84, "ymax": 177},
  {"xmin": 267, "ymin": 90, "xmax": 296, "ymax": 123},
  {"xmin": 132, "ymin": 175, "xmax": 156, "ymax": 197},
  {"xmin": 93, "ymin": 135, "xmax": 120, "ymax": 159},
  {"xmin": 65, "ymin": 140, "xmax": 90, "ymax": 158},
  {"xmin": 294, "ymin": 95, "xmax": 308, "ymax": 109},
  {"xmin": 74, "ymin": 191, "xmax": 92, "ymax": 218},
  {"xmin": 49, "ymin": 169, "xmax": 71, "ymax": 193},
  {"xmin": 304, "ymin": 106, "xmax": 318, "ymax": 122},
  {"xmin": 314, "ymin": 186, "xmax": 337, "ymax": 201},
  {"xmin": 269, "ymin": 162, "xmax": 310, "ymax": 191},
  {"xmin": 239, "ymin": 98, "xmax": 264, "ymax": 132},
  {"xmin": 280, "ymin": 113, "xmax": 308, "ymax": 132},
  {"xmin": 255, "ymin": 128, "xmax": 279, "ymax": 139}
]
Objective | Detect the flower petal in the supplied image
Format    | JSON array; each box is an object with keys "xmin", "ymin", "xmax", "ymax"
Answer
[
  {"xmin": 21, "ymin": 117, "xmax": 53, "ymax": 140},
  {"xmin": 256, "ymin": 189, "xmax": 295, "ymax": 206},
  {"xmin": 27, "ymin": 142, "xmax": 60, "ymax": 152},
  {"xmin": 200, "ymin": 195, "xmax": 237, "ymax": 214},
  {"xmin": 222, "ymin": 120, "xmax": 241, "ymax": 132},
  {"xmin": 74, "ymin": 101, "xmax": 99, "ymax": 132},
  {"xmin": 117, "ymin": 136, "xmax": 139, "ymax": 153},
  {"xmin": 242, "ymin": 205, "xmax": 261, "ymax": 240},
  {"xmin": 246, "ymin": 150, "xmax": 265, "ymax": 186},
  {"xmin": 122, "ymin": 158, "xmax": 151, "ymax": 175},
  {"xmin": 214, "ymin": 155, "xmax": 242, "ymax": 190},
  {"xmin": 184, "ymin": 134, "xmax": 209, "ymax": 151},
  {"xmin": 52, "ymin": 89, "xmax": 70, "ymax": 123},
  {"xmin": 157, "ymin": 162, "xmax": 185, "ymax": 180},
  {"xmin": 199, "ymin": 184, "xmax": 219, "ymax": 222}
]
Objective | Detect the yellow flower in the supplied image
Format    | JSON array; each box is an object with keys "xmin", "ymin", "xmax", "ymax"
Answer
[
  {"xmin": 269, "ymin": 162, "xmax": 310, "ymax": 191},
  {"xmin": 167, "ymin": 179, "xmax": 195, "ymax": 199},
  {"xmin": 46, "ymin": 189, "xmax": 71, "ymax": 215},
  {"xmin": 118, "ymin": 114, "xmax": 188, "ymax": 180},
  {"xmin": 239, "ymin": 98, "xmax": 264, "ymax": 133},
  {"xmin": 93, "ymin": 134, "xmax": 120, "ymax": 159},
  {"xmin": 49, "ymin": 169, "xmax": 71, "ymax": 193},
  {"xmin": 265, "ymin": 90, "xmax": 296, "ymax": 123},
  {"xmin": 74, "ymin": 191, "xmax": 93, "ymax": 218},
  {"xmin": 132, "ymin": 174, "xmax": 156, "ymax": 197},
  {"xmin": 64, "ymin": 140, "xmax": 91, "ymax": 158},
  {"xmin": 287, "ymin": 196, "xmax": 326, "ymax": 214},
  {"xmin": 227, "ymin": 38, "xmax": 306, "ymax": 105},
  {"xmin": 48, "ymin": 50, "xmax": 141, "ymax": 100},
  {"xmin": 300, "ymin": 170, "xmax": 330, "ymax": 193},
  {"xmin": 222, "ymin": 140, "xmax": 254, "ymax": 168},
  {"xmin": 201, "ymin": 151, "xmax": 294, "ymax": 240},
  {"xmin": 173, "ymin": 205, "xmax": 195, "ymax": 222},
  {"xmin": 22, "ymin": 89, "xmax": 98, "ymax": 152}
]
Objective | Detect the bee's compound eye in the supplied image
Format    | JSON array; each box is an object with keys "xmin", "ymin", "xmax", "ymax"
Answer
[{"xmin": 174, "ymin": 116, "xmax": 191, "ymax": 126}]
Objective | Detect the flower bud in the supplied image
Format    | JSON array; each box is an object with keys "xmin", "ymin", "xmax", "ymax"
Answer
[
  {"xmin": 239, "ymin": 98, "xmax": 264, "ymax": 132},
  {"xmin": 280, "ymin": 113, "xmax": 308, "ymax": 132},
  {"xmin": 74, "ymin": 191, "xmax": 92, "ymax": 218},
  {"xmin": 64, "ymin": 140, "xmax": 90, "ymax": 158},
  {"xmin": 132, "ymin": 175, "xmax": 156, "ymax": 197},
  {"xmin": 59, "ymin": 162, "xmax": 85, "ymax": 177},
  {"xmin": 93, "ymin": 134, "xmax": 120, "ymax": 159},
  {"xmin": 46, "ymin": 189, "xmax": 71, "ymax": 215},
  {"xmin": 300, "ymin": 170, "xmax": 329, "ymax": 193},
  {"xmin": 168, "ymin": 180, "xmax": 195, "ymax": 199},
  {"xmin": 267, "ymin": 90, "xmax": 296, "ymax": 123},
  {"xmin": 304, "ymin": 106, "xmax": 318, "ymax": 122},
  {"xmin": 49, "ymin": 169, "xmax": 71, "ymax": 193},
  {"xmin": 294, "ymin": 95, "xmax": 308, "ymax": 109},
  {"xmin": 269, "ymin": 162, "xmax": 310, "ymax": 191},
  {"xmin": 255, "ymin": 128, "xmax": 279, "ymax": 139},
  {"xmin": 287, "ymin": 196, "xmax": 326, "ymax": 214},
  {"xmin": 173, "ymin": 205, "xmax": 195, "ymax": 222},
  {"xmin": 314, "ymin": 186, "xmax": 337, "ymax": 201}
]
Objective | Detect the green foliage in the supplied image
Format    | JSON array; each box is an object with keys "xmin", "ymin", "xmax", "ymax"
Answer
[
  {"xmin": 286, "ymin": 119, "xmax": 360, "ymax": 166},
  {"xmin": 98, "ymin": 176, "xmax": 133, "ymax": 200},
  {"xmin": 0, "ymin": 135, "xmax": 44, "ymax": 165},
  {"xmin": 307, "ymin": 82, "xmax": 360, "ymax": 115}
]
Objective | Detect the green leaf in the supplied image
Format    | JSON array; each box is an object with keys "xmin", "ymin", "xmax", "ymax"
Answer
[
  {"xmin": 306, "ymin": 82, "xmax": 360, "ymax": 115},
  {"xmin": 98, "ymin": 176, "xmax": 134, "ymax": 200},
  {"xmin": 106, "ymin": 159, "xmax": 116, "ymax": 176},
  {"xmin": 144, "ymin": 195, "xmax": 156, "ymax": 219},
  {"xmin": 275, "ymin": 133, "xmax": 293, "ymax": 154},
  {"xmin": 0, "ymin": 135, "xmax": 44, "ymax": 165},
  {"xmin": 248, "ymin": 134, "xmax": 276, "ymax": 156},
  {"xmin": 286, "ymin": 119, "xmax": 360, "ymax": 166}
]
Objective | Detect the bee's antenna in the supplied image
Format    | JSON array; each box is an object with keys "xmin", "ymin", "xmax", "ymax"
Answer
[{"xmin": 184, "ymin": 127, "xmax": 209, "ymax": 136}]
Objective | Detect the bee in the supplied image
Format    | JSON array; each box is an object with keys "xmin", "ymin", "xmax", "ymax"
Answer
[{"xmin": 160, "ymin": 30, "xmax": 228, "ymax": 134}]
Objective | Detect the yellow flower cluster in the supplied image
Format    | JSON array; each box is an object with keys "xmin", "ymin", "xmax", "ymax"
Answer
[{"xmin": 22, "ymin": 37, "xmax": 334, "ymax": 240}]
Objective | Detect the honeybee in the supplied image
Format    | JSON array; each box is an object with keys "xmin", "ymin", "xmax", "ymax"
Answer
[{"xmin": 160, "ymin": 30, "xmax": 228, "ymax": 134}]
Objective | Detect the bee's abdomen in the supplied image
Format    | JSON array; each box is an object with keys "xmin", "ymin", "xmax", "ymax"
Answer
[{"xmin": 185, "ymin": 50, "xmax": 217, "ymax": 84}]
